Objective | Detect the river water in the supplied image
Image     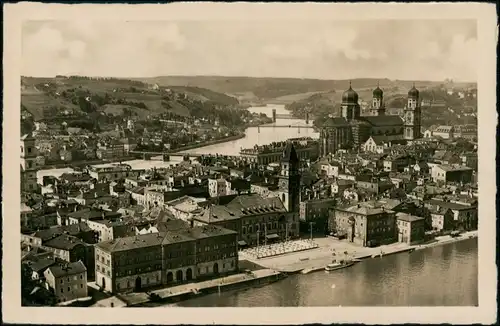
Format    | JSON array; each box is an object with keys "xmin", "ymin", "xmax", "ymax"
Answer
[
  {"xmin": 184, "ymin": 104, "xmax": 318, "ymax": 156},
  {"xmin": 37, "ymin": 104, "xmax": 317, "ymax": 181},
  {"xmin": 173, "ymin": 238, "xmax": 478, "ymax": 307}
]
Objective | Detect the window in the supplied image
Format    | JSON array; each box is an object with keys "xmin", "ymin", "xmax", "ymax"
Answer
[
  {"xmin": 80, "ymin": 275, "xmax": 83, "ymax": 279},
  {"xmin": 81, "ymin": 284, "xmax": 83, "ymax": 288},
  {"xmin": 28, "ymin": 147, "xmax": 32, "ymax": 153},
  {"xmin": 61, "ymin": 288, "xmax": 64, "ymax": 293},
  {"xmin": 67, "ymin": 287, "xmax": 70, "ymax": 292},
  {"xmin": 60, "ymin": 279, "xmax": 63, "ymax": 284}
]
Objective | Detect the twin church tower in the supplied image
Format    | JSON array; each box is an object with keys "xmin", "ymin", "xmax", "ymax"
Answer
[{"xmin": 319, "ymin": 82, "xmax": 422, "ymax": 156}]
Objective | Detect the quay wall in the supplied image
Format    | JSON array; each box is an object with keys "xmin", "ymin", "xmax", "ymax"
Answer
[{"xmin": 119, "ymin": 269, "xmax": 285, "ymax": 307}]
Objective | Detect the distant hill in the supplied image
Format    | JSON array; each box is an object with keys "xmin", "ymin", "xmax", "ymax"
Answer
[
  {"xmin": 133, "ymin": 76, "xmax": 474, "ymax": 103},
  {"xmin": 20, "ymin": 76, "xmax": 239, "ymax": 122}
]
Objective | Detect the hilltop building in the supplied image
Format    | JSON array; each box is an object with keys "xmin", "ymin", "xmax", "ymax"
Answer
[{"xmin": 319, "ymin": 83, "xmax": 422, "ymax": 156}]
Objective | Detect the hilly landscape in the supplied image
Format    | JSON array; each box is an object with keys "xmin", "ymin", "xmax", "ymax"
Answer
[
  {"xmin": 22, "ymin": 75, "xmax": 477, "ymax": 131},
  {"xmin": 21, "ymin": 76, "xmax": 240, "ymax": 122},
  {"xmin": 133, "ymin": 76, "xmax": 475, "ymax": 105}
]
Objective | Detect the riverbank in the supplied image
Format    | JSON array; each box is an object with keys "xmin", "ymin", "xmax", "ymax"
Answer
[
  {"xmin": 95, "ymin": 268, "xmax": 284, "ymax": 307},
  {"xmin": 243, "ymin": 230, "xmax": 478, "ymax": 274},
  {"xmin": 170, "ymin": 133, "xmax": 245, "ymax": 153},
  {"xmin": 39, "ymin": 157, "xmax": 138, "ymax": 170}
]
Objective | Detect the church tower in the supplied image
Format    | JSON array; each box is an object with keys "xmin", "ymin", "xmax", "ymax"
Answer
[
  {"xmin": 278, "ymin": 142, "xmax": 300, "ymax": 213},
  {"xmin": 371, "ymin": 83, "xmax": 385, "ymax": 116},
  {"xmin": 404, "ymin": 84, "xmax": 422, "ymax": 140},
  {"xmin": 278, "ymin": 142, "xmax": 301, "ymax": 239},
  {"xmin": 20, "ymin": 133, "xmax": 39, "ymax": 193},
  {"xmin": 341, "ymin": 82, "xmax": 361, "ymax": 121}
]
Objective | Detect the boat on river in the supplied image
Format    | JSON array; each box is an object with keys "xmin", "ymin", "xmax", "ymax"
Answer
[
  {"xmin": 325, "ymin": 261, "xmax": 356, "ymax": 272},
  {"xmin": 325, "ymin": 250, "xmax": 357, "ymax": 272}
]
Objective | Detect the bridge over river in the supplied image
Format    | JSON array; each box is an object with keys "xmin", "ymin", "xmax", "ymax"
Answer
[{"xmin": 129, "ymin": 150, "xmax": 244, "ymax": 161}]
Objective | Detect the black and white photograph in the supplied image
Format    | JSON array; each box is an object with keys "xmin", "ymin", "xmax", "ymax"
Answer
[{"xmin": 3, "ymin": 2, "xmax": 497, "ymax": 325}]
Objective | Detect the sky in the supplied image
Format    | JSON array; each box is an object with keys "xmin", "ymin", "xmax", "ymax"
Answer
[{"xmin": 22, "ymin": 20, "xmax": 477, "ymax": 82}]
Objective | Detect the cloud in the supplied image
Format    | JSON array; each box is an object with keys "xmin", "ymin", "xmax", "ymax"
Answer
[{"xmin": 21, "ymin": 20, "xmax": 477, "ymax": 81}]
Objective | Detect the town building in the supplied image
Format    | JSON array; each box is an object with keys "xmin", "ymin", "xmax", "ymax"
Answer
[
  {"xmin": 395, "ymin": 213, "xmax": 425, "ymax": 245},
  {"xmin": 429, "ymin": 207, "xmax": 455, "ymax": 232},
  {"xmin": 361, "ymin": 136, "xmax": 388, "ymax": 154},
  {"xmin": 329, "ymin": 202, "xmax": 397, "ymax": 247},
  {"xmin": 96, "ymin": 140, "xmax": 125, "ymax": 160},
  {"xmin": 424, "ymin": 199, "xmax": 477, "ymax": 231},
  {"xmin": 319, "ymin": 84, "xmax": 422, "ymax": 156},
  {"xmin": 208, "ymin": 177, "xmax": 232, "ymax": 197},
  {"xmin": 94, "ymin": 225, "xmax": 238, "ymax": 293},
  {"xmin": 88, "ymin": 165, "xmax": 144, "ymax": 183},
  {"xmin": 432, "ymin": 126, "xmax": 455, "ymax": 139},
  {"xmin": 431, "ymin": 164, "xmax": 474, "ymax": 184},
  {"xmin": 355, "ymin": 175, "xmax": 394, "ymax": 195},
  {"xmin": 194, "ymin": 193, "xmax": 295, "ymax": 247},
  {"xmin": 383, "ymin": 155, "xmax": 416, "ymax": 172},
  {"xmin": 165, "ymin": 195, "xmax": 206, "ymax": 222},
  {"xmin": 299, "ymin": 198, "xmax": 336, "ymax": 233},
  {"xmin": 44, "ymin": 261, "xmax": 88, "ymax": 303}
]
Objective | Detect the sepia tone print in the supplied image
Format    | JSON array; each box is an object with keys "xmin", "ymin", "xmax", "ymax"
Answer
[{"xmin": 18, "ymin": 19, "xmax": 480, "ymax": 308}]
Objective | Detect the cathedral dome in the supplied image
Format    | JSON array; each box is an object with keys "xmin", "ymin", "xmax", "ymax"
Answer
[
  {"xmin": 373, "ymin": 86, "xmax": 383, "ymax": 98},
  {"xmin": 408, "ymin": 85, "xmax": 419, "ymax": 98},
  {"xmin": 342, "ymin": 84, "xmax": 359, "ymax": 104}
]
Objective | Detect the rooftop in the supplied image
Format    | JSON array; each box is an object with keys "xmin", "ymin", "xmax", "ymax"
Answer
[
  {"xmin": 338, "ymin": 203, "xmax": 394, "ymax": 216},
  {"xmin": 436, "ymin": 164, "xmax": 473, "ymax": 172},
  {"xmin": 396, "ymin": 213, "xmax": 425, "ymax": 222},
  {"xmin": 43, "ymin": 234, "xmax": 87, "ymax": 251},
  {"xmin": 32, "ymin": 222, "xmax": 93, "ymax": 242},
  {"xmin": 47, "ymin": 261, "xmax": 87, "ymax": 278},
  {"xmin": 97, "ymin": 225, "xmax": 236, "ymax": 252},
  {"xmin": 427, "ymin": 199, "xmax": 474, "ymax": 211}
]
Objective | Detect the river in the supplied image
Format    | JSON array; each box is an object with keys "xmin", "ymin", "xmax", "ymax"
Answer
[
  {"xmin": 172, "ymin": 238, "xmax": 478, "ymax": 307},
  {"xmin": 37, "ymin": 104, "xmax": 317, "ymax": 181},
  {"xmin": 183, "ymin": 104, "xmax": 318, "ymax": 156}
]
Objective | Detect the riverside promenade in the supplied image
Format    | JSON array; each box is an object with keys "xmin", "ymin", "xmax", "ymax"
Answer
[
  {"xmin": 240, "ymin": 230, "xmax": 478, "ymax": 273},
  {"xmin": 97, "ymin": 268, "xmax": 283, "ymax": 307}
]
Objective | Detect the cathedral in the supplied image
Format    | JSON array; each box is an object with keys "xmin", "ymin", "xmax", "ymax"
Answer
[{"xmin": 319, "ymin": 82, "xmax": 422, "ymax": 156}]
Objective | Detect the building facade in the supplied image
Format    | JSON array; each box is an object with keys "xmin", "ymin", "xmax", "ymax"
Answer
[
  {"xmin": 44, "ymin": 261, "xmax": 88, "ymax": 303},
  {"xmin": 396, "ymin": 213, "xmax": 425, "ymax": 245},
  {"xmin": 329, "ymin": 203, "xmax": 397, "ymax": 247},
  {"xmin": 94, "ymin": 225, "xmax": 238, "ymax": 293},
  {"xmin": 319, "ymin": 84, "xmax": 421, "ymax": 156},
  {"xmin": 21, "ymin": 134, "xmax": 40, "ymax": 193}
]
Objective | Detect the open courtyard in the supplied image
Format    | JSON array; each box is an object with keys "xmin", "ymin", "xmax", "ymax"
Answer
[{"xmin": 240, "ymin": 236, "xmax": 412, "ymax": 273}]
